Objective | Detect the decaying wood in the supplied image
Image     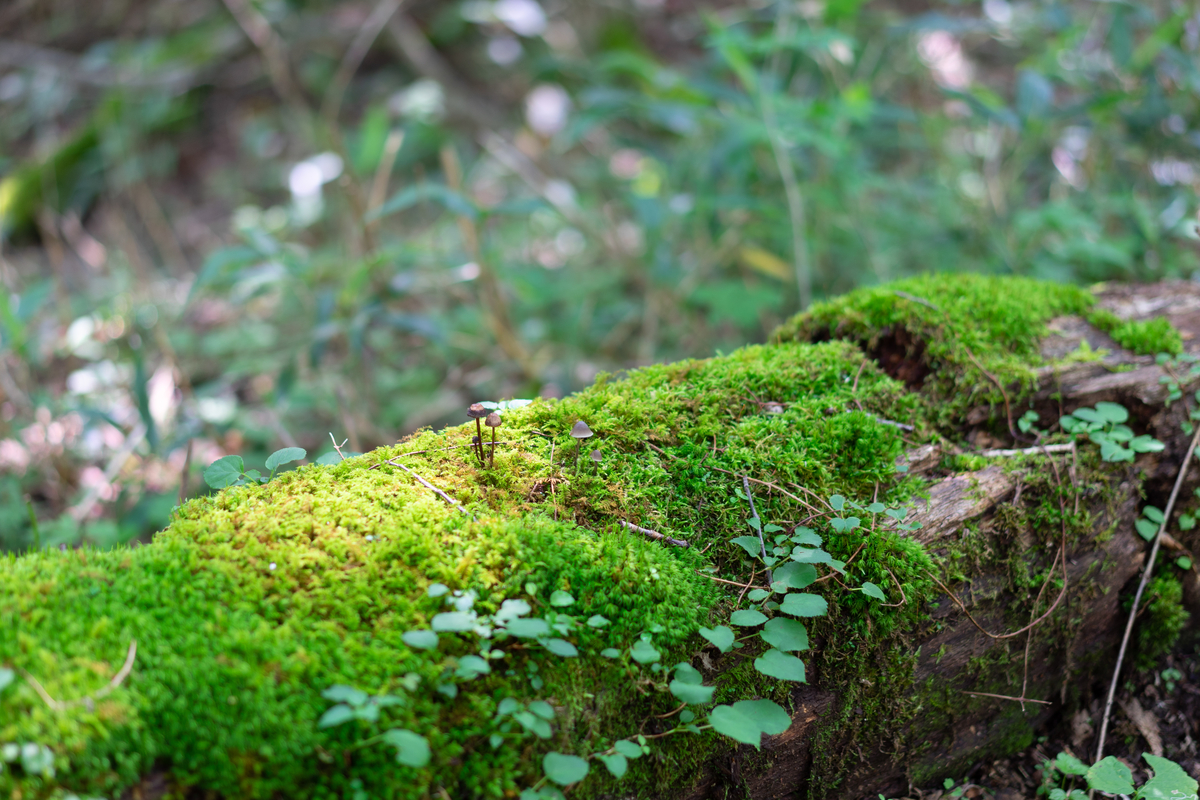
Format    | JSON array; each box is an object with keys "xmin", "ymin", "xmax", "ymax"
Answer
[{"xmin": 689, "ymin": 281, "xmax": 1200, "ymax": 800}]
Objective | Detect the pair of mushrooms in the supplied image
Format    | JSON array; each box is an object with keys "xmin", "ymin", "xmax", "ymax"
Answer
[
  {"xmin": 464, "ymin": 406, "xmax": 600, "ymax": 472},
  {"xmin": 467, "ymin": 404, "xmax": 502, "ymax": 468}
]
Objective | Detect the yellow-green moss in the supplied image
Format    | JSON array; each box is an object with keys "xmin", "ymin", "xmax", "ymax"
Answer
[{"xmin": 1085, "ymin": 308, "xmax": 1183, "ymax": 356}]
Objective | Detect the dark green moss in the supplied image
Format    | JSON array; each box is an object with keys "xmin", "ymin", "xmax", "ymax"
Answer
[{"xmin": 1133, "ymin": 574, "xmax": 1189, "ymax": 670}]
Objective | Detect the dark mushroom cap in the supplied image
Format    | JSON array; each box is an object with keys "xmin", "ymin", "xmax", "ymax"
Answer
[
  {"xmin": 471, "ymin": 434, "xmax": 481, "ymax": 444},
  {"xmin": 570, "ymin": 420, "xmax": 594, "ymax": 439},
  {"xmin": 590, "ymin": 449, "xmax": 602, "ymax": 462},
  {"xmin": 485, "ymin": 412, "xmax": 502, "ymax": 428},
  {"xmin": 467, "ymin": 403, "xmax": 488, "ymax": 419}
]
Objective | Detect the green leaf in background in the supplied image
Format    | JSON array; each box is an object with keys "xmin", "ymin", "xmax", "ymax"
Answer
[
  {"xmin": 790, "ymin": 528, "xmax": 822, "ymax": 547},
  {"xmin": 1094, "ymin": 401, "xmax": 1129, "ymax": 423},
  {"xmin": 541, "ymin": 638, "xmax": 579, "ymax": 657},
  {"xmin": 1139, "ymin": 753, "xmax": 1199, "ymax": 799},
  {"xmin": 630, "ymin": 639, "xmax": 661, "ymax": 664},
  {"xmin": 753, "ymin": 649, "xmax": 807, "ymax": 682},
  {"xmin": 613, "ymin": 740, "xmax": 643, "ymax": 759},
  {"xmin": 1085, "ymin": 756, "xmax": 1134, "ymax": 795},
  {"xmin": 0, "ymin": 667, "xmax": 13, "ymax": 692},
  {"xmin": 505, "ymin": 617, "xmax": 550, "ymax": 638},
  {"xmin": 1135, "ymin": 518, "xmax": 1160, "ymax": 541},
  {"xmin": 669, "ymin": 679, "xmax": 715, "ymax": 705},
  {"xmin": 759, "ymin": 618, "xmax": 809, "ymax": 652},
  {"xmin": 317, "ymin": 704, "xmax": 355, "ymax": 728},
  {"xmin": 381, "ymin": 728, "xmax": 431, "ymax": 768},
  {"xmin": 265, "ymin": 447, "xmax": 306, "ymax": 473},
  {"xmin": 598, "ymin": 752, "xmax": 628, "ymax": 778},
  {"xmin": 774, "ymin": 562, "xmax": 817, "ymax": 590},
  {"xmin": 1143, "ymin": 506, "xmax": 1165, "ymax": 524},
  {"xmin": 321, "ymin": 685, "xmax": 368, "ymax": 705},
  {"xmin": 699, "ymin": 625, "xmax": 735, "ymax": 653},
  {"xmin": 543, "ymin": 752, "xmax": 589, "ymax": 786},
  {"xmin": 730, "ymin": 609, "xmax": 768, "ymax": 627},
  {"xmin": 860, "ymin": 582, "xmax": 886, "ymax": 601},
  {"xmin": 549, "ymin": 590, "xmax": 575, "ymax": 607},
  {"xmin": 779, "ymin": 593, "xmax": 828, "ymax": 618},
  {"xmin": 1054, "ymin": 752, "xmax": 1088, "ymax": 776},
  {"xmin": 431, "ymin": 611, "xmax": 476, "ymax": 632},
  {"xmin": 401, "ymin": 630, "xmax": 439, "ymax": 650},
  {"xmin": 708, "ymin": 698, "xmax": 791, "ymax": 748},
  {"xmin": 203, "ymin": 455, "xmax": 244, "ymax": 489},
  {"xmin": 730, "ymin": 535, "xmax": 764, "ymax": 556}
]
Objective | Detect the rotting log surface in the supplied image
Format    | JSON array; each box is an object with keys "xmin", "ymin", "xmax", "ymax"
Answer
[
  {"xmin": 718, "ymin": 281, "xmax": 1200, "ymax": 800},
  {"xmin": 4, "ymin": 277, "xmax": 1200, "ymax": 800}
]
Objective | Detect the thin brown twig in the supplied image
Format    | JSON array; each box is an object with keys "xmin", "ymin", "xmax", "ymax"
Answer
[
  {"xmin": 21, "ymin": 640, "xmax": 137, "ymax": 711},
  {"xmin": 736, "ymin": 568, "xmax": 760, "ymax": 608},
  {"xmin": 961, "ymin": 690, "xmax": 1051, "ymax": 706},
  {"xmin": 1095, "ymin": 421, "xmax": 1200, "ymax": 762},
  {"xmin": 881, "ymin": 567, "xmax": 907, "ymax": 608},
  {"xmin": 384, "ymin": 460, "xmax": 473, "ymax": 517},
  {"xmin": 696, "ymin": 571, "xmax": 770, "ymax": 591},
  {"xmin": 742, "ymin": 475, "xmax": 772, "ymax": 584},
  {"xmin": 618, "ymin": 520, "xmax": 689, "ymax": 548},
  {"xmin": 653, "ymin": 702, "xmax": 688, "ymax": 719}
]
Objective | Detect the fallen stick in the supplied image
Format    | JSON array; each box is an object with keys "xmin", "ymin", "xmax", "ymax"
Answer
[
  {"xmin": 22, "ymin": 640, "xmax": 137, "ymax": 711},
  {"xmin": 618, "ymin": 520, "xmax": 689, "ymax": 548},
  {"xmin": 979, "ymin": 443, "xmax": 1074, "ymax": 457},
  {"xmin": 385, "ymin": 460, "xmax": 473, "ymax": 517}
]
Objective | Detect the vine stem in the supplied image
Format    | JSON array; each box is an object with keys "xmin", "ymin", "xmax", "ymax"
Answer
[{"xmin": 1094, "ymin": 421, "xmax": 1200, "ymax": 763}]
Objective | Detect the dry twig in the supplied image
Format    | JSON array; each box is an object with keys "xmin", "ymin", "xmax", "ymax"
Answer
[
  {"xmin": 618, "ymin": 520, "xmax": 688, "ymax": 548},
  {"xmin": 22, "ymin": 640, "xmax": 137, "ymax": 711}
]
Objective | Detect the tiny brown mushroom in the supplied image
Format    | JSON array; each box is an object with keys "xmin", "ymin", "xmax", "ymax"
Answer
[
  {"xmin": 570, "ymin": 420, "xmax": 594, "ymax": 470},
  {"xmin": 485, "ymin": 412, "xmax": 502, "ymax": 468},
  {"xmin": 590, "ymin": 449, "xmax": 602, "ymax": 472},
  {"xmin": 467, "ymin": 404, "xmax": 488, "ymax": 464}
]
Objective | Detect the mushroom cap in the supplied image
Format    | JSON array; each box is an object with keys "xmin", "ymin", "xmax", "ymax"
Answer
[
  {"xmin": 471, "ymin": 434, "xmax": 481, "ymax": 444},
  {"xmin": 467, "ymin": 403, "xmax": 488, "ymax": 419},
  {"xmin": 570, "ymin": 420, "xmax": 594, "ymax": 439},
  {"xmin": 485, "ymin": 412, "xmax": 502, "ymax": 428},
  {"xmin": 590, "ymin": 449, "xmax": 602, "ymax": 462}
]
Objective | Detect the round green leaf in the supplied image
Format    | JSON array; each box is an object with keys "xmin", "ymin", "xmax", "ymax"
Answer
[
  {"xmin": 613, "ymin": 740, "xmax": 643, "ymax": 759},
  {"xmin": 529, "ymin": 701, "xmax": 556, "ymax": 720},
  {"xmin": 709, "ymin": 704, "xmax": 764, "ymax": 747},
  {"xmin": 322, "ymin": 685, "xmax": 368, "ymax": 705},
  {"xmin": 543, "ymin": 752, "xmax": 589, "ymax": 786},
  {"xmin": 779, "ymin": 593, "xmax": 828, "ymax": 618},
  {"xmin": 1086, "ymin": 756, "xmax": 1134, "ymax": 795},
  {"xmin": 598, "ymin": 753, "xmax": 627, "ymax": 779},
  {"xmin": 759, "ymin": 618, "xmax": 809, "ymax": 652},
  {"xmin": 1094, "ymin": 402, "xmax": 1129, "ymax": 423},
  {"xmin": 729, "ymin": 609, "xmax": 768, "ymax": 627},
  {"xmin": 1141, "ymin": 753, "xmax": 1199, "ymax": 799},
  {"xmin": 860, "ymin": 582, "xmax": 886, "ymax": 601},
  {"xmin": 829, "ymin": 494, "xmax": 845, "ymax": 510},
  {"xmin": 549, "ymin": 590, "xmax": 575, "ymax": 607},
  {"xmin": 317, "ymin": 704, "xmax": 355, "ymax": 728},
  {"xmin": 1143, "ymin": 505, "xmax": 1165, "ymax": 524},
  {"xmin": 0, "ymin": 667, "xmax": 14, "ymax": 692},
  {"xmin": 496, "ymin": 599, "xmax": 532, "ymax": 620},
  {"xmin": 381, "ymin": 728, "xmax": 430, "ymax": 768},
  {"xmin": 541, "ymin": 638, "xmax": 578, "ymax": 657},
  {"xmin": 669, "ymin": 679, "xmax": 715, "ymax": 705},
  {"xmin": 505, "ymin": 617, "xmax": 550, "ymax": 638},
  {"xmin": 401, "ymin": 630, "xmax": 439, "ymax": 650},
  {"xmin": 672, "ymin": 663, "xmax": 703, "ymax": 684},
  {"xmin": 774, "ymin": 562, "xmax": 817, "ymax": 590},
  {"xmin": 790, "ymin": 527, "xmax": 822, "ymax": 546},
  {"xmin": 699, "ymin": 625, "xmax": 734, "ymax": 653},
  {"xmin": 427, "ymin": 583, "xmax": 450, "ymax": 597},
  {"xmin": 1054, "ymin": 752, "xmax": 1088, "ymax": 776},
  {"xmin": 754, "ymin": 649, "xmax": 807, "ymax": 682},
  {"xmin": 600, "ymin": 648, "xmax": 621, "ymax": 658},
  {"xmin": 1135, "ymin": 518, "xmax": 1160, "ymax": 541},
  {"xmin": 265, "ymin": 447, "xmax": 306, "ymax": 472},
  {"xmin": 203, "ymin": 455, "xmax": 245, "ymax": 489},
  {"xmin": 431, "ymin": 611, "xmax": 476, "ymax": 632},
  {"xmin": 731, "ymin": 698, "xmax": 791, "ymax": 735},
  {"xmin": 586, "ymin": 615, "xmax": 610, "ymax": 628},
  {"xmin": 630, "ymin": 639, "xmax": 661, "ymax": 664},
  {"xmin": 1131, "ymin": 435, "xmax": 1165, "ymax": 453}
]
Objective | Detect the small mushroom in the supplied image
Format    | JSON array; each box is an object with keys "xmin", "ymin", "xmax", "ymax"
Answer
[
  {"xmin": 467, "ymin": 404, "xmax": 488, "ymax": 463},
  {"xmin": 590, "ymin": 449, "xmax": 602, "ymax": 472},
  {"xmin": 485, "ymin": 412, "xmax": 502, "ymax": 468},
  {"xmin": 570, "ymin": 420, "xmax": 594, "ymax": 470}
]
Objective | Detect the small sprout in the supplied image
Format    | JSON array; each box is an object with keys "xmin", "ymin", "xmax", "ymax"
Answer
[
  {"xmin": 467, "ymin": 404, "xmax": 488, "ymax": 464},
  {"xmin": 485, "ymin": 412, "xmax": 502, "ymax": 468},
  {"xmin": 570, "ymin": 420, "xmax": 594, "ymax": 471}
]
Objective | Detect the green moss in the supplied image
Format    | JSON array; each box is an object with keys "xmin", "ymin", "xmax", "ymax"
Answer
[
  {"xmin": 774, "ymin": 273, "xmax": 1094, "ymax": 422},
  {"xmin": 1085, "ymin": 308, "xmax": 1183, "ymax": 356},
  {"xmin": 1133, "ymin": 575, "xmax": 1189, "ymax": 670}
]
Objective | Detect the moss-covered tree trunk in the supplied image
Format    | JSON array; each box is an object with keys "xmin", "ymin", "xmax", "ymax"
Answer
[{"xmin": 2, "ymin": 277, "xmax": 1197, "ymax": 800}]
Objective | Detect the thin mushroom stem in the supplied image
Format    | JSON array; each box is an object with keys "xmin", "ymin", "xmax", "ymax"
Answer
[{"xmin": 474, "ymin": 418, "xmax": 484, "ymax": 464}]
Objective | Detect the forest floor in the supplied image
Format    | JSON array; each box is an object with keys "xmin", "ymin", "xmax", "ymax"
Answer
[{"xmin": 900, "ymin": 648, "xmax": 1200, "ymax": 800}]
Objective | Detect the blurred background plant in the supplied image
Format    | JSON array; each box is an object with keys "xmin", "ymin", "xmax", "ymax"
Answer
[{"xmin": 0, "ymin": 0, "xmax": 1197, "ymax": 551}]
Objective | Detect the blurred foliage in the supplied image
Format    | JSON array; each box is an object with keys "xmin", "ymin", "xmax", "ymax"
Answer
[{"xmin": 0, "ymin": 0, "xmax": 1197, "ymax": 550}]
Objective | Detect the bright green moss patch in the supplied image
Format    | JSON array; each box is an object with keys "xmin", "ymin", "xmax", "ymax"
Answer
[
  {"xmin": 1086, "ymin": 308, "xmax": 1183, "ymax": 356},
  {"xmin": 774, "ymin": 273, "xmax": 1095, "ymax": 421}
]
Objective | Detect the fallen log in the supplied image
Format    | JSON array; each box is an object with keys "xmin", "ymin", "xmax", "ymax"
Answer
[{"xmin": 2, "ymin": 275, "xmax": 1196, "ymax": 800}]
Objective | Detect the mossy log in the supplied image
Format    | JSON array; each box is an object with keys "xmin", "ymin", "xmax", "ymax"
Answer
[{"xmin": 3, "ymin": 276, "xmax": 1198, "ymax": 800}]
